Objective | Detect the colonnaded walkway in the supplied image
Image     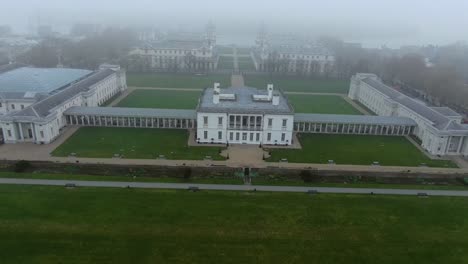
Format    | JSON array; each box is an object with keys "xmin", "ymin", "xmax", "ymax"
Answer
[{"xmin": 1, "ymin": 178, "xmax": 468, "ymax": 197}]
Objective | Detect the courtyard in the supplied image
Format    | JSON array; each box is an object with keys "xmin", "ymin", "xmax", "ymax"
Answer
[
  {"xmin": 267, "ymin": 134, "xmax": 457, "ymax": 168},
  {"xmin": 217, "ymin": 56, "xmax": 235, "ymax": 69},
  {"xmin": 287, "ymin": 94, "xmax": 362, "ymax": 114},
  {"xmin": 0, "ymin": 185, "xmax": 467, "ymax": 263},
  {"xmin": 244, "ymin": 74, "xmax": 349, "ymax": 93},
  {"xmin": 126, "ymin": 73, "xmax": 230, "ymax": 88},
  {"xmin": 114, "ymin": 89, "xmax": 361, "ymax": 115},
  {"xmin": 116, "ymin": 89, "xmax": 201, "ymax": 109},
  {"xmin": 51, "ymin": 127, "xmax": 225, "ymax": 160}
]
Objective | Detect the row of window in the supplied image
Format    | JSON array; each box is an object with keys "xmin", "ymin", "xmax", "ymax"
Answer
[
  {"xmin": 204, "ymin": 116, "xmax": 289, "ymax": 128},
  {"xmin": 202, "ymin": 130, "xmax": 287, "ymax": 142}
]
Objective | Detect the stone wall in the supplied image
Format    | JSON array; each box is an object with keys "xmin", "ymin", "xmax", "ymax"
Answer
[{"xmin": 0, "ymin": 160, "xmax": 466, "ymax": 186}]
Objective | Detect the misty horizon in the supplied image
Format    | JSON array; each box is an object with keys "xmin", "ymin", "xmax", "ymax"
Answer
[{"xmin": 1, "ymin": 0, "xmax": 468, "ymax": 48}]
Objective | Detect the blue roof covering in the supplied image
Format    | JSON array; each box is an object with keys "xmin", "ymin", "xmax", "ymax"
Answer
[{"xmin": 0, "ymin": 67, "xmax": 92, "ymax": 93}]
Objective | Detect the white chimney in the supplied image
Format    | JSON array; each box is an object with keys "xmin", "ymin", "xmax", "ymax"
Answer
[
  {"xmin": 214, "ymin": 82, "xmax": 221, "ymax": 94},
  {"xmin": 267, "ymin": 84, "xmax": 273, "ymax": 100},
  {"xmin": 272, "ymin": 95, "xmax": 280, "ymax": 105}
]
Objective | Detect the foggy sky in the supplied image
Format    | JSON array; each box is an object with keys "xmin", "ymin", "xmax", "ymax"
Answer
[{"xmin": 2, "ymin": 0, "xmax": 468, "ymax": 48}]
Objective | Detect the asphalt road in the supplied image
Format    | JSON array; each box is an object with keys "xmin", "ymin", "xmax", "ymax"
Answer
[{"xmin": 1, "ymin": 178, "xmax": 468, "ymax": 197}]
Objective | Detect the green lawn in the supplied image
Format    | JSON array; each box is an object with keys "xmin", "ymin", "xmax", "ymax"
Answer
[
  {"xmin": 217, "ymin": 56, "xmax": 234, "ymax": 69},
  {"xmin": 116, "ymin": 89, "xmax": 200, "ymax": 109},
  {"xmin": 216, "ymin": 45, "xmax": 234, "ymax": 54},
  {"xmin": 2, "ymin": 172, "xmax": 465, "ymax": 190},
  {"xmin": 245, "ymin": 75, "xmax": 349, "ymax": 93},
  {"xmin": 127, "ymin": 73, "xmax": 230, "ymax": 88},
  {"xmin": 251, "ymin": 177, "xmax": 468, "ymax": 190},
  {"xmin": 237, "ymin": 56, "xmax": 255, "ymax": 71},
  {"xmin": 236, "ymin": 47, "xmax": 252, "ymax": 55},
  {"xmin": 52, "ymin": 127, "xmax": 224, "ymax": 160},
  {"xmin": 1, "ymin": 185, "xmax": 468, "ymax": 263},
  {"xmin": 267, "ymin": 134, "xmax": 457, "ymax": 168},
  {"xmin": 288, "ymin": 94, "xmax": 362, "ymax": 114},
  {"xmin": 0, "ymin": 172, "xmax": 243, "ymax": 185}
]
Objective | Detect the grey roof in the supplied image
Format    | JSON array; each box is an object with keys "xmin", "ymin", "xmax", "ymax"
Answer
[
  {"xmin": 362, "ymin": 78, "xmax": 467, "ymax": 131},
  {"xmin": 11, "ymin": 69, "xmax": 115, "ymax": 118},
  {"xmin": 431, "ymin": 107, "xmax": 461, "ymax": 117},
  {"xmin": 0, "ymin": 91, "xmax": 47, "ymax": 101},
  {"xmin": 197, "ymin": 86, "xmax": 294, "ymax": 115},
  {"xmin": 294, "ymin": 113, "xmax": 417, "ymax": 126},
  {"xmin": 0, "ymin": 67, "xmax": 92, "ymax": 93},
  {"xmin": 65, "ymin": 106, "xmax": 196, "ymax": 119}
]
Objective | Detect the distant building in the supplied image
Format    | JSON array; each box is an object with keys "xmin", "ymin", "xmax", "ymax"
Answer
[
  {"xmin": 128, "ymin": 23, "xmax": 218, "ymax": 72},
  {"xmin": 350, "ymin": 73, "xmax": 468, "ymax": 156},
  {"xmin": 252, "ymin": 30, "xmax": 335, "ymax": 75}
]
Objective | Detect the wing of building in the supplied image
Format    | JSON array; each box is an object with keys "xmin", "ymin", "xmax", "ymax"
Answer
[
  {"xmin": 0, "ymin": 64, "xmax": 127, "ymax": 144},
  {"xmin": 349, "ymin": 73, "xmax": 468, "ymax": 156}
]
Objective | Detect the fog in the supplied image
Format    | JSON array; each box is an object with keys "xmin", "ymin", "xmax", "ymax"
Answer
[{"xmin": 2, "ymin": 0, "xmax": 468, "ymax": 48}]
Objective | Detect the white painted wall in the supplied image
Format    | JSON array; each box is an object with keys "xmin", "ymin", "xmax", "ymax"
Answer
[{"xmin": 0, "ymin": 70, "xmax": 126, "ymax": 144}]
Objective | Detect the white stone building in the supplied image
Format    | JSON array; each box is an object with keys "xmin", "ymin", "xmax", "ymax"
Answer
[
  {"xmin": 0, "ymin": 65, "xmax": 126, "ymax": 144},
  {"xmin": 252, "ymin": 32, "xmax": 334, "ymax": 75},
  {"xmin": 129, "ymin": 24, "xmax": 218, "ymax": 72},
  {"xmin": 196, "ymin": 83, "xmax": 294, "ymax": 145},
  {"xmin": 0, "ymin": 65, "xmax": 93, "ymax": 116},
  {"xmin": 349, "ymin": 73, "xmax": 468, "ymax": 156}
]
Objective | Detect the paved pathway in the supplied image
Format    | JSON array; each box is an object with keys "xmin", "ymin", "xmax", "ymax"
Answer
[
  {"xmin": 233, "ymin": 47, "xmax": 239, "ymax": 72},
  {"xmin": 231, "ymin": 74, "xmax": 245, "ymax": 87},
  {"xmin": 1, "ymin": 178, "xmax": 467, "ymax": 197}
]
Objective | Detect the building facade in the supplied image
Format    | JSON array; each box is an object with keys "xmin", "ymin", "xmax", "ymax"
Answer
[
  {"xmin": 0, "ymin": 65, "xmax": 127, "ymax": 144},
  {"xmin": 252, "ymin": 30, "xmax": 334, "ymax": 75},
  {"xmin": 128, "ymin": 24, "xmax": 218, "ymax": 73},
  {"xmin": 196, "ymin": 83, "xmax": 294, "ymax": 145},
  {"xmin": 349, "ymin": 73, "xmax": 468, "ymax": 156}
]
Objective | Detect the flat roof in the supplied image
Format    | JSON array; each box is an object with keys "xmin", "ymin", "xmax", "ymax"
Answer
[
  {"xmin": 197, "ymin": 86, "xmax": 293, "ymax": 115},
  {"xmin": 294, "ymin": 113, "xmax": 417, "ymax": 126},
  {"xmin": 64, "ymin": 106, "xmax": 196, "ymax": 119},
  {"xmin": 0, "ymin": 67, "xmax": 92, "ymax": 93}
]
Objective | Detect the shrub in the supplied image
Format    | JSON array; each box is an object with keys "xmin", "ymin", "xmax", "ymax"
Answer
[
  {"xmin": 300, "ymin": 170, "xmax": 313, "ymax": 183},
  {"xmin": 183, "ymin": 167, "xmax": 192, "ymax": 180},
  {"xmin": 14, "ymin": 160, "xmax": 31, "ymax": 173}
]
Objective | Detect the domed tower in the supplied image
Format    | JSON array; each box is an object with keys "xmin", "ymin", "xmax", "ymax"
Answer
[
  {"xmin": 205, "ymin": 21, "xmax": 216, "ymax": 47},
  {"xmin": 256, "ymin": 23, "xmax": 269, "ymax": 59}
]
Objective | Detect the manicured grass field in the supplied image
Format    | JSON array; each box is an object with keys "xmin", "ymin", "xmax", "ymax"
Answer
[
  {"xmin": 236, "ymin": 47, "xmax": 252, "ymax": 55},
  {"xmin": 0, "ymin": 172, "xmax": 244, "ymax": 185},
  {"xmin": 1, "ymin": 185, "xmax": 468, "ymax": 263},
  {"xmin": 267, "ymin": 134, "xmax": 457, "ymax": 167},
  {"xmin": 127, "ymin": 73, "xmax": 230, "ymax": 88},
  {"xmin": 288, "ymin": 94, "xmax": 362, "ymax": 114},
  {"xmin": 216, "ymin": 45, "xmax": 234, "ymax": 54},
  {"xmin": 52, "ymin": 127, "xmax": 224, "ymax": 160},
  {"xmin": 217, "ymin": 56, "xmax": 234, "ymax": 69},
  {"xmin": 237, "ymin": 56, "xmax": 255, "ymax": 70},
  {"xmin": 2, "ymin": 172, "xmax": 466, "ymax": 190},
  {"xmin": 245, "ymin": 75, "xmax": 349, "ymax": 93},
  {"xmin": 116, "ymin": 89, "xmax": 200, "ymax": 109}
]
